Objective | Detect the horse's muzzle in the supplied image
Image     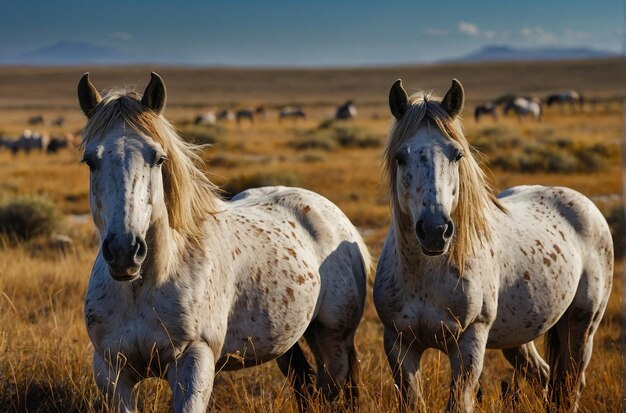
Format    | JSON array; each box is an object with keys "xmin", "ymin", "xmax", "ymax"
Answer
[
  {"xmin": 101, "ymin": 233, "xmax": 147, "ymax": 281},
  {"xmin": 415, "ymin": 215, "xmax": 454, "ymax": 256}
]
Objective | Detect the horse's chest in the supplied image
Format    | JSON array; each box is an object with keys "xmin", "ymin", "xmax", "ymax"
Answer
[
  {"xmin": 377, "ymin": 268, "xmax": 485, "ymax": 350},
  {"xmin": 85, "ymin": 287, "xmax": 198, "ymax": 375}
]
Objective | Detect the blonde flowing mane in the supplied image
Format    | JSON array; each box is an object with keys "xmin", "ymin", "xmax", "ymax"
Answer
[
  {"xmin": 383, "ymin": 91, "xmax": 504, "ymax": 271},
  {"xmin": 81, "ymin": 89, "xmax": 221, "ymax": 241}
]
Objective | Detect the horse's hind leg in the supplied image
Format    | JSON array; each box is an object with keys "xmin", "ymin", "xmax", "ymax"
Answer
[
  {"xmin": 502, "ymin": 342, "xmax": 549, "ymax": 388},
  {"xmin": 546, "ymin": 296, "xmax": 608, "ymax": 412},
  {"xmin": 502, "ymin": 342, "xmax": 549, "ymax": 407},
  {"xmin": 276, "ymin": 342, "xmax": 315, "ymax": 412},
  {"xmin": 305, "ymin": 326, "xmax": 360, "ymax": 409}
]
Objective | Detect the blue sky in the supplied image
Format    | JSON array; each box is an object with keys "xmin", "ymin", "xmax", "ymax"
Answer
[{"xmin": 0, "ymin": 0, "xmax": 623, "ymax": 66}]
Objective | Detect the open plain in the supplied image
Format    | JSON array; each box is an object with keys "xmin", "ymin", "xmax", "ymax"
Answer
[{"xmin": 0, "ymin": 58, "xmax": 624, "ymax": 412}]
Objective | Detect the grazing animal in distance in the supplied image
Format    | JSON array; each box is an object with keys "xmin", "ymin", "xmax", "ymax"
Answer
[
  {"xmin": 255, "ymin": 105, "xmax": 267, "ymax": 120},
  {"xmin": 51, "ymin": 116, "xmax": 66, "ymax": 127},
  {"xmin": 474, "ymin": 102, "xmax": 497, "ymax": 122},
  {"xmin": 46, "ymin": 136, "xmax": 69, "ymax": 153},
  {"xmin": 374, "ymin": 78, "xmax": 613, "ymax": 413},
  {"xmin": 336, "ymin": 100, "xmax": 357, "ymax": 120},
  {"xmin": 504, "ymin": 97, "xmax": 542, "ymax": 121},
  {"xmin": 11, "ymin": 129, "xmax": 48, "ymax": 154},
  {"xmin": 546, "ymin": 91, "xmax": 584, "ymax": 114},
  {"xmin": 216, "ymin": 109, "xmax": 235, "ymax": 122},
  {"xmin": 235, "ymin": 107, "xmax": 255, "ymax": 124},
  {"xmin": 194, "ymin": 112, "xmax": 217, "ymax": 125},
  {"xmin": 279, "ymin": 106, "xmax": 306, "ymax": 122},
  {"xmin": 78, "ymin": 72, "xmax": 370, "ymax": 413},
  {"xmin": 27, "ymin": 114, "xmax": 46, "ymax": 125}
]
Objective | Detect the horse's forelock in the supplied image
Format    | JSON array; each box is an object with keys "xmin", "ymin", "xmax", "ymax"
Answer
[
  {"xmin": 81, "ymin": 90, "xmax": 221, "ymax": 242},
  {"xmin": 384, "ymin": 91, "xmax": 504, "ymax": 272}
]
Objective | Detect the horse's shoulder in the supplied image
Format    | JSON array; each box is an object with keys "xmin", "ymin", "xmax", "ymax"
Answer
[
  {"xmin": 499, "ymin": 184, "xmax": 587, "ymax": 203},
  {"xmin": 498, "ymin": 185, "xmax": 604, "ymax": 231}
]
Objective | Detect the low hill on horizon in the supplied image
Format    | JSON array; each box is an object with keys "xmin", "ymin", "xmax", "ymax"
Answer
[{"xmin": 454, "ymin": 45, "xmax": 618, "ymax": 63}]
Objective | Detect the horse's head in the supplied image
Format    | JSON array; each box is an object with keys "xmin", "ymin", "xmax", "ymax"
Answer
[
  {"xmin": 78, "ymin": 73, "xmax": 168, "ymax": 281},
  {"xmin": 387, "ymin": 79, "xmax": 466, "ymax": 256}
]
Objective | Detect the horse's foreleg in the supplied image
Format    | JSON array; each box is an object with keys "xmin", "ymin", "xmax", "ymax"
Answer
[
  {"xmin": 167, "ymin": 342, "xmax": 215, "ymax": 413},
  {"xmin": 447, "ymin": 322, "xmax": 489, "ymax": 413},
  {"xmin": 93, "ymin": 351, "xmax": 139, "ymax": 413},
  {"xmin": 383, "ymin": 327, "xmax": 425, "ymax": 413}
]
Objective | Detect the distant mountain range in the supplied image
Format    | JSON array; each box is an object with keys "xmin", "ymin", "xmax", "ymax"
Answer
[
  {"xmin": 0, "ymin": 41, "xmax": 621, "ymax": 66},
  {"xmin": 0, "ymin": 41, "xmax": 184, "ymax": 66},
  {"xmin": 454, "ymin": 45, "xmax": 619, "ymax": 63}
]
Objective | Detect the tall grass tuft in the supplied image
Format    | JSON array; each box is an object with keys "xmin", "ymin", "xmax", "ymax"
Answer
[{"xmin": 0, "ymin": 196, "xmax": 58, "ymax": 242}]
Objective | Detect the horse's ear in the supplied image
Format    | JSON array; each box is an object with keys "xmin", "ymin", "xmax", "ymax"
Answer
[
  {"xmin": 389, "ymin": 79, "xmax": 409, "ymax": 120},
  {"xmin": 441, "ymin": 79, "xmax": 464, "ymax": 118},
  {"xmin": 141, "ymin": 72, "xmax": 167, "ymax": 114},
  {"xmin": 77, "ymin": 73, "xmax": 102, "ymax": 118}
]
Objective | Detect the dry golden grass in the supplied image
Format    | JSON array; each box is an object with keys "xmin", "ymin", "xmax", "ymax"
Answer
[{"xmin": 0, "ymin": 61, "xmax": 623, "ymax": 412}]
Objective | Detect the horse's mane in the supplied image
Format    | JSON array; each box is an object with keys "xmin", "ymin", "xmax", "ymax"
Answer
[
  {"xmin": 383, "ymin": 91, "xmax": 505, "ymax": 271},
  {"xmin": 81, "ymin": 88, "xmax": 221, "ymax": 242}
]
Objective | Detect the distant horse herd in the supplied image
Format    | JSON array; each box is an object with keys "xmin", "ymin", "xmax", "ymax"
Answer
[
  {"xmin": 3, "ymin": 88, "xmax": 588, "ymax": 158},
  {"xmin": 0, "ymin": 129, "xmax": 75, "ymax": 154},
  {"xmin": 193, "ymin": 99, "xmax": 357, "ymax": 126},
  {"xmin": 69, "ymin": 72, "xmax": 611, "ymax": 413},
  {"xmin": 475, "ymin": 90, "xmax": 585, "ymax": 122}
]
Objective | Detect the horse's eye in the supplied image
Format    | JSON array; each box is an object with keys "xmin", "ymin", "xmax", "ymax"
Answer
[
  {"xmin": 155, "ymin": 155, "xmax": 167, "ymax": 166},
  {"xmin": 394, "ymin": 153, "xmax": 407, "ymax": 167},
  {"xmin": 81, "ymin": 157, "xmax": 96, "ymax": 170},
  {"xmin": 454, "ymin": 152, "xmax": 464, "ymax": 162}
]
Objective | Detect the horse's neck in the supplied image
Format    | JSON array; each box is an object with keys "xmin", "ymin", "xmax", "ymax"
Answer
[
  {"xmin": 142, "ymin": 202, "xmax": 228, "ymax": 286},
  {"xmin": 392, "ymin": 212, "xmax": 430, "ymax": 272}
]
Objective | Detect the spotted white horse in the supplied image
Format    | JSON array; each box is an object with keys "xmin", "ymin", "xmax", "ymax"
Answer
[
  {"xmin": 78, "ymin": 73, "xmax": 370, "ymax": 413},
  {"xmin": 504, "ymin": 96, "xmax": 542, "ymax": 121},
  {"xmin": 373, "ymin": 79, "xmax": 613, "ymax": 412}
]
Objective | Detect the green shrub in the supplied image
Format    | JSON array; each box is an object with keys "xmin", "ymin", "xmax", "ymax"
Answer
[
  {"xmin": 178, "ymin": 124, "xmax": 223, "ymax": 145},
  {"xmin": 288, "ymin": 134, "xmax": 337, "ymax": 151},
  {"xmin": 471, "ymin": 127, "xmax": 520, "ymax": 153},
  {"xmin": 0, "ymin": 196, "xmax": 58, "ymax": 241},
  {"xmin": 222, "ymin": 172, "xmax": 300, "ymax": 198},
  {"xmin": 487, "ymin": 138, "xmax": 613, "ymax": 174},
  {"xmin": 332, "ymin": 125, "xmax": 381, "ymax": 148},
  {"xmin": 546, "ymin": 151, "xmax": 580, "ymax": 173},
  {"xmin": 288, "ymin": 123, "xmax": 381, "ymax": 151},
  {"xmin": 301, "ymin": 153, "xmax": 326, "ymax": 163}
]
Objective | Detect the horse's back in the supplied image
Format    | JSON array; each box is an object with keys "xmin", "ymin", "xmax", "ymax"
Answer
[
  {"xmin": 231, "ymin": 185, "xmax": 369, "ymax": 310},
  {"xmin": 232, "ymin": 185, "xmax": 369, "ymax": 280},
  {"xmin": 231, "ymin": 186, "xmax": 364, "ymax": 245}
]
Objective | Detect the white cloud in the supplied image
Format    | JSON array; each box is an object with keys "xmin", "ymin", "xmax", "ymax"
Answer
[
  {"xmin": 458, "ymin": 21, "xmax": 479, "ymax": 36},
  {"xmin": 562, "ymin": 28, "xmax": 591, "ymax": 42},
  {"xmin": 519, "ymin": 27, "xmax": 558, "ymax": 45},
  {"xmin": 111, "ymin": 32, "xmax": 132, "ymax": 41},
  {"xmin": 423, "ymin": 28, "xmax": 449, "ymax": 37}
]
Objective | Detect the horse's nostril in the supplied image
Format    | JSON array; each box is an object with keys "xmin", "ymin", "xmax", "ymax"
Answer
[
  {"xmin": 135, "ymin": 237, "xmax": 147, "ymax": 261},
  {"xmin": 102, "ymin": 238, "xmax": 114, "ymax": 263},
  {"xmin": 415, "ymin": 220, "xmax": 426, "ymax": 241},
  {"xmin": 444, "ymin": 220, "xmax": 454, "ymax": 239}
]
